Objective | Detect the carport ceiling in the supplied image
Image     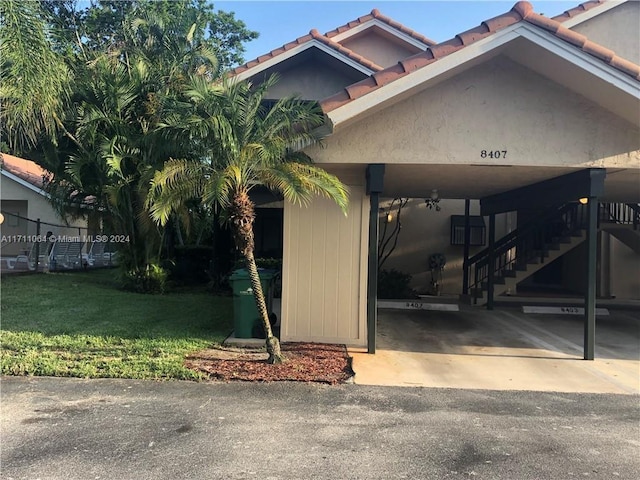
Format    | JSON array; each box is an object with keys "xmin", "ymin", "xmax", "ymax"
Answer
[{"xmin": 381, "ymin": 164, "xmax": 640, "ymax": 202}]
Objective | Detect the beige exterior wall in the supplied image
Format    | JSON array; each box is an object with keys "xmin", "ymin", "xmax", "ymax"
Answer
[
  {"xmin": 1, "ymin": 176, "xmax": 88, "ymax": 255},
  {"xmin": 311, "ymin": 57, "xmax": 640, "ymax": 168},
  {"xmin": 265, "ymin": 59, "xmax": 364, "ymax": 101},
  {"xmin": 570, "ymin": 2, "xmax": 640, "ymax": 64},
  {"xmin": 609, "ymin": 235, "xmax": 640, "ymax": 300},
  {"xmin": 340, "ymin": 31, "xmax": 417, "ymax": 68},
  {"xmin": 281, "ymin": 185, "xmax": 369, "ymax": 346}
]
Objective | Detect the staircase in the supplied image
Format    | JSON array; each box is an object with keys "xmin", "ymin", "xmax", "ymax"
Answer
[
  {"xmin": 599, "ymin": 203, "xmax": 640, "ymax": 254},
  {"xmin": 462, "ymin": 202, "xmax": 591, "ymax": 305},
  {"xmin": 462, "ymin": 202, "xmax": 640, "ymax": 305}
]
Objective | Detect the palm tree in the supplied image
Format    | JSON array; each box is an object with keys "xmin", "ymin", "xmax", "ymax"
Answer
[
  {"xmin": 147, "ymin": 76, "xmax": 349, "ymax": 363},
  {"xmin": 0, "ymin": 0, "xmax": 71, "ymax": 151}
]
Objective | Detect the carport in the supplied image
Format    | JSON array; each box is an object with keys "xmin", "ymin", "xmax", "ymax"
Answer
[
  {"xmin": 366, "ymin": 167, "xmax": 608, "ymax": 359},
  {"xmin": 349, "ymin": 303, "xmax": 640, "ymax": 393}
]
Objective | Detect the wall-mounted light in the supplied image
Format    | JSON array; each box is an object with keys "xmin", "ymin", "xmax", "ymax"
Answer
[
  {"xmin": 0, "ymin": 212, "xmax": 4, "ymax": 225},
  {"xmin": 386, "ymin": 212, "xmax": 393, "ymax": 223},
  {"xmin": 579, "ymin": 197, "xmax": 589, "ymax": 205}
]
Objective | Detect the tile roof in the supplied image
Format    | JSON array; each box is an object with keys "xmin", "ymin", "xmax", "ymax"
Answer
[
  {"xmin": 551, "ymin": 0, "xmax": 609, "ymax": 21},
  {"xmin": 324, "ymin": 8, "xmax": 436, "ymax": 46},
  {"xmin": 231, "ymin": 29, "xmax": 383, "ymax": 75},
  {"xmin": 0, "ymin": 153, "xmax": 50, "ymax": 190},
  {"xmin": 321, "ymin": 1, "xmax": 640, "ymax": 113},
  {"xmin": 231, "ymin": 8, "xmax": 433, "ymax": 76}
]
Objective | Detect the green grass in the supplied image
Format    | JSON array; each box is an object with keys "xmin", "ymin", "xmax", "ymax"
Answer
[{"xmin": 0, "ymin": 270, "xmax": 233, "ymax": 380}]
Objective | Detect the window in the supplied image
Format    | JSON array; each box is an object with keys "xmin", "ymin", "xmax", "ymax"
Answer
[{"xmin": 450, "ymin": 215, "xmax": 486, "ymax": 246}]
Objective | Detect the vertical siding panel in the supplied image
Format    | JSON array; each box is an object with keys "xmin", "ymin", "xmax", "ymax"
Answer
[
  {"xmin": 282, "ymin": 187, "xmax": 367, "ymax": 346},
  {"xmin": 349, "ymin": 193, "xmax": 362, "ymax": 339},
  {"xmin": 282, "ymin": 202, "xmax": 296, "ymax": 338},
  {"xmin": 309, "ymin": 201, "xmax": 327, "ymax": 337},
  {"xmin": 326, "ymin": 203, "xmax": 340, "ymax": 338},
  {"xmin": 336, "ymin": 196, "xmax": 355, "ymax": 339},
  {"xmin": 299, "ymin": 203, "xmax": 313, "ymax": 336}
]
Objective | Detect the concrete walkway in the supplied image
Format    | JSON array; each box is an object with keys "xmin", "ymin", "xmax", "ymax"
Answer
[{"xmin": 349, "ymin": 305, "xmax": 639, "ymax": 394}]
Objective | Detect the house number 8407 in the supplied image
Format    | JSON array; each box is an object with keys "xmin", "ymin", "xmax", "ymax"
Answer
[{"xmin": 480, "ymin": 150, "xmax": 507, "ymax": 159}]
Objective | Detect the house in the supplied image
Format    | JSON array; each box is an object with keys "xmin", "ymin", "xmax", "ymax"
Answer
[
  {"xmin": 0, "ymin": 153, "xmax": 89, "ymax": 269},
  {"xmin": 239, "ymin": 0, "xmax": 639, "ymax": 355}
]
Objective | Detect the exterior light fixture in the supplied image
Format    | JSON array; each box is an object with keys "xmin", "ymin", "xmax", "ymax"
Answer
[
  {"xmin": 0, "ymin": 212, "xmax": 4, "ymax": 225},
  {"xmin": 579, "ymin": 197, "xmax": 589, "ymax": 204},
  {"xmin": 386, "ymin": 212, "xmax": 393, "ymax": 223},
  {"xmin": 425, "ymin": 189, "xmax": 441, "ymax": 211}
]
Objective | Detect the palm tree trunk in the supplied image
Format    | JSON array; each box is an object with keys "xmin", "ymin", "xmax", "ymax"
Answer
[
  {"xmin": 231, "ymin": 190, "xmax": 284, "ymax": 364},
  {"xmin": 244, "ymin": 250, "xmax": 283, "ymax": 363}
]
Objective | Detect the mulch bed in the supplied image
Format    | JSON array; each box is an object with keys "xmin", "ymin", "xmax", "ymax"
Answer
[{"xmin": 185, "ymin": 342, "xmax": 354, "ymax": 384}]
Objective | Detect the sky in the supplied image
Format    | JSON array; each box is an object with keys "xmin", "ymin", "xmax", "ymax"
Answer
[{"xmin": 214, "ymin": 1, "xmax": 583, "ymax": 65}]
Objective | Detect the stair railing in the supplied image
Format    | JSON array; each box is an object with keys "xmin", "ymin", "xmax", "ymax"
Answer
[
  {"xmin": 465, "ymin": 202, "xmax": 586, "ymax": 304},
  {"xmin": 599, "ymin": 203, "xmax": 639, "ymax": 229}
]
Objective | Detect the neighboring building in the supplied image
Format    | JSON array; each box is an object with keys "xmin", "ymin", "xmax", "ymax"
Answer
[
  {"xmin": 0, "ymin": 153, "xmax": 88, "ymax": 264},
  {"xmin": 236, "ymin": 0, "xmax": 640, "ymax": 351}
]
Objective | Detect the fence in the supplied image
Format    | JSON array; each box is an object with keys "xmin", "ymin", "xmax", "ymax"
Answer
[{"xmin": 0, "ymin": 211, "xmax": 118, "ymax": 273}]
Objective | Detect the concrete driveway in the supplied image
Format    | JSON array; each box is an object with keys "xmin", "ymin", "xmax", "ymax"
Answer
[{"xmin": 349, "ymin": 305, "xmax": 639, "ymax": 393}]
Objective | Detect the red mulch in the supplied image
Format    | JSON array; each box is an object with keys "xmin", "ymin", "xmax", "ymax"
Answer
[{"xmin": 185, "ymin": 342, "xmax": 354, "ymax": 384}]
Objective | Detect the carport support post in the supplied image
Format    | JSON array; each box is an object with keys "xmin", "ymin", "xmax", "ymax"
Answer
[
  {"xmin": 486, "ymin": 214, "xmax": 496, "ymax": 310},
  {"xmin": 366, "ymin": 164, "xmax": 385, "ymax": 354},
  {"xmin": 584, "ymin": 196, "xmax": 598, "ymax": 360}
]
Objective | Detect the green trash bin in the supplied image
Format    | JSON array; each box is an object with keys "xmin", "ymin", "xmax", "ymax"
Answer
[{"xmin": 229, "ymin": 268, "xmax": 276, "ymax": 338}]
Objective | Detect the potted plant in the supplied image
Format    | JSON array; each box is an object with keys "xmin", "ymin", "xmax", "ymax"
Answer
[{"xmin": 428, "ymin": 253, "xmax": 446, "ymax": 296}]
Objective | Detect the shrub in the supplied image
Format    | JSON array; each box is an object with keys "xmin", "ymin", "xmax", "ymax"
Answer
[
  {"xmin": 377, "ymin": 269, "xmax": 418, "ymax": 299},
  {"xmin": 120, "ymin": 263, "xmax": 169, "ymax": 294}
]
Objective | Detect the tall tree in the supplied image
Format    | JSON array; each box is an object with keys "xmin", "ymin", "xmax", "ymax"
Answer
[{"xmin": 147, "ymin": 76, "xmax": 349, "ymax": 363}]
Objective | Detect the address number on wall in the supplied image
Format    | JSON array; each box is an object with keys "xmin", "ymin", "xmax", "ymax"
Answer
[{"xmin": 480, "ymin": 150, "xmax": 507, "ymax": 159}]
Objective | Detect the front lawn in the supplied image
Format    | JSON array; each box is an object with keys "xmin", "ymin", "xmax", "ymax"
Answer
[{"xmin": 0, "ymin": 270, "xmax": 233, "ymax": 380}]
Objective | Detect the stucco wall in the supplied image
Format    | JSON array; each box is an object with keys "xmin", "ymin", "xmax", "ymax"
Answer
[
  {"xmin": 570, "ymin": 2, "xmax": 640, "ymax": 64},
  {"xmin": 311, "ymin": 56, "xmax": 640, "ymax": 168},
  {"xmin": 609, "ymin": 235, "xmax": 640, "ymax": 300},
  {"xmin": 340, "ymin": 31, "xmax": 417, "ymax": 68},
  {"xmin": 265, "ymin": 59, "xmax": 364, "ymax": 100},
  {"xmin": 1, "ymin": 176, "xmax": 88, "ymax": 255},
  {"xmin": 281, "ymin": 185, "xmax": 368, "ymax": 346}
]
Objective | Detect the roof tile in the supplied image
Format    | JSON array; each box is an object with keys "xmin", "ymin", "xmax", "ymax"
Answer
[
  {"xmin": 609, "ymin": 56, "xmax": 640, "ymax": 80},
  {"xmin": 481, "ymin": 10, "xmax": 523, "ymax": 33},
  {"xmin": 555, "ymin": 25, "xmax": 588, "ymax": 48},
  {"xmin": 456, "ymin": 25, "xmax": 491, "ymax": 46},
  {"xmin": 399, "ymin": 51, "xmax": 436, "ymax": 72},
  {"xmin": 527, "ymin": 12, "xmax": 562, "ymax": 33},
  {"xmin": 373, "ymin": 63, "xmax": 410, "ymax": 86},
  {"xmin": 345, "ymin": 78, "xmax": 378, "ymax": 100},
  {"xmin": 324, "ymin": 9, "xmax": 436, "ymax": 46},
  {"xmin": 582, "ymin": 40, "xmax": 616, "ymax": 62},
  {"xmin": 552, "ymin": 0, "xmax": 605, "ymax": 21},
  {"xmin": 1, "ymin": 153, "xmax": 49, "ymax": 189},
  {"xmin": 231, "ymin": 20, "xmax": 389, "ymax": 76},
  {"xmin": 429, "ymin": 38, "xmax": 464, "ymax": 60}
]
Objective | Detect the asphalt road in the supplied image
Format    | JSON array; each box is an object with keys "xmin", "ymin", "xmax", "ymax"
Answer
[{"xmin": 1, "ymin": 377, "xmax": 638, "ymax": 480}]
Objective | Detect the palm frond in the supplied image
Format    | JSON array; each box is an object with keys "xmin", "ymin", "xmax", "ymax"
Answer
[{"xmin": 261, "ymin": 162, "xmax": 349, "ymax": 214}]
